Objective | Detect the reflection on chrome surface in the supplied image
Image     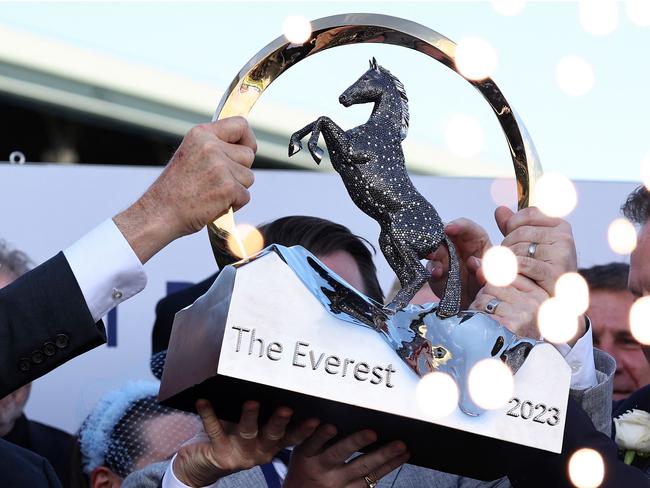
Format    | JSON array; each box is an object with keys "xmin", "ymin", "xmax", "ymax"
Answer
[{"xmin": 236, "ymin": 244, "xmax": 538, "ymax": 416}]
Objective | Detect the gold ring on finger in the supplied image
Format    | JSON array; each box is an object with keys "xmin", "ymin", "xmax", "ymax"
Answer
[{"xmin": 364, "ymin": 473, "xmax": 378, "ymax": 488}]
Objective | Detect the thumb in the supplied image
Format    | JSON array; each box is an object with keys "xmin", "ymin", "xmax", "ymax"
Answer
[{"xmin": 495, "ymin": 206, "xmax": 515, "ymax": 237}]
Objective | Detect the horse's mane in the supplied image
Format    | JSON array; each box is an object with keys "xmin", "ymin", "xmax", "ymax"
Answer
[{"xmin": 378, "ymin": 65, "xmax": 410, "ymax": 141}]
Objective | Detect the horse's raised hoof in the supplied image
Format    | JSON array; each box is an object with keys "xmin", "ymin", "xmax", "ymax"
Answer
[
  {"xmin": 309, "ymin": 145, "xmax": 324, "ymax": 164},
  {"xmin": 288, "ymin": 140, "xmax": 302, "ymax": 157}
]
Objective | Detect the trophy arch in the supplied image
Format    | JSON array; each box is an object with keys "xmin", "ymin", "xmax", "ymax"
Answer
[{"xmin": 208, "ymin": 13, "xmax": 543, "ymax": 260}]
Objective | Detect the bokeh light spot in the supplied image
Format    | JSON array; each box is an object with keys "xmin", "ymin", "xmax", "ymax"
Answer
[
  {"xmin": 416, "ymin": 372, "xmax": 459, "ymax": 418},
  {"xmin": 579, "ymin": 0, "xmax": 619, "ymax": 36},
  {"xmin": 627, "ymin": 0, "xmax": 650, "ymax": 26},
  {"xmin": 555, "ymin": 272, "xmax": 589, "ymax": 315},
  {"xmin": 468, "ymin": 359, "xmax": 514, "ymax": 410},
  {"xmin": 282, "ymin": 16, "xmax": 312, "ymax": 44},
  {"xmin": 483, "ymin": 246, "xmax": 518, "ymax": 287},
  {"xmin": 534, "ymin": 172, "xmax": 577, "ymax": 218},
  {"xmin": 556, "ymin": 55, "xmax": 595, "ymax": 97},
  {"xmin": 608, "ymin": 218, "xmax": 637, "ymax": 255},
  {"xmin": 490, "ymin": 177, "xmax": 517, "ymax": 208},
  {"xmin": 455, "ymin": 37, "xmax": 498, "ymax": 81},
  {"xmin": 538, "ymin": 297, "xmax": 579, "ymax": 344},
  {"xmin": 568, "ymin": 448, "xmax": 605, "ymax": 488},
  {"xmin": 630, "ymin": 296, "xmax": 650, "ymax": 345}
]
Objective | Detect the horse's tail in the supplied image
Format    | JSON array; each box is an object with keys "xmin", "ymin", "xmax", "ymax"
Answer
[{"xmin": 437, "ymin": 235, "xmax": 462, "ymax": 317}]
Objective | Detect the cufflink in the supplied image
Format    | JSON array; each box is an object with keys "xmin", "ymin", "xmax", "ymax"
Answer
[{"xmin": 112, "ymin": 288, "xmax": 123, "ymax": 300}]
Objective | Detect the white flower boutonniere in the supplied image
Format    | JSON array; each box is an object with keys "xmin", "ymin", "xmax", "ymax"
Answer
[{"xmin": 614, "ymin": 409, "xmax": 650, "ymax": 464}]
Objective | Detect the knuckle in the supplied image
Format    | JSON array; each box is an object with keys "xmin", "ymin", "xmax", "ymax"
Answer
[
  {"xmin": 519, "ymin": 207, "xmax": 534, "ymax": 219},
  {"xmin": 244, "ymin": 169, "xmax": 255, "ymax": 187},
  {"xmin": 242, "ymin": 146, "xmax": 255, "ymax": 166},
  {"xmin": 200, "ymin": 140, "xmax": 221, "ymax": 158},
  {"xmin": 517, "ymin": 256, "xmax": 529, "ymax": 271},
  {"xmin": 230, "ymin": 115, "xmax": 247, "ymax": 128},
  {"xmin": 221, "ymin": 178, "xmax": 237, "ymax": 194},
  {"xmin": 189, "ymin": 123, "xmax": 210, "ymax": 140},
  {"xmin": 533, "ymin": 260, "xmax": 545, "ymax": 276}
]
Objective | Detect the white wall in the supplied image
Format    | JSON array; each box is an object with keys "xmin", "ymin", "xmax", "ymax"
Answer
[{"xmin": 0, "ymin": 164, "xmax": 637, "ymax": 432}]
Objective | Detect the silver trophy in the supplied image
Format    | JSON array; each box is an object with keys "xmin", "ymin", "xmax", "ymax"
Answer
[{"xmin": 160, "ymin": 14, "xmax": 571, "ymax": 476}]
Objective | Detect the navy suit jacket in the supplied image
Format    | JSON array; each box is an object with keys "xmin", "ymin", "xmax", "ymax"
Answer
[
  {"xmin": 3, "ymin": 414, "xmax": 74, "ymax": 485},
  {"xmin": 0, "ymin": 252, "xmax": 106, "ymax": 398},
  {"xmin": 611, "ymin": 384, "xmax": 650, "ymax": 476},
  {"xmin": 0, "ymin": 437, "xmax": 61, "ymax": 488},
  {"xmin": 0, "ymin": 252, "xmax": 107, "ymax": 487}
]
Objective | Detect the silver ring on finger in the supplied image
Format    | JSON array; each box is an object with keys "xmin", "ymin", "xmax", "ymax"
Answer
[
  {"xmin": 239, "ymin": 430, "xmax": 258, "ymax": 439},
  {"xmin": 485, "ymin": 298, "xmax": 500, "ymax": 314},
  {"xmin": 364, "ymin": 473, "xmax": 378, "ymax": 488},
  {"xmin": 527, "ymin": 242, "xmax": 538, "ymax": 259}
]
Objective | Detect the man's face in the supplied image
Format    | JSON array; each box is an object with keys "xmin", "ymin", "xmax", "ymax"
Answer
[
  {"xmin": 629, "ymin": 222, "xmax": 650, "ymax": 364},
  {"xmin": 588, "ymin": 289, "xmax": 650, "ymax": 399}
]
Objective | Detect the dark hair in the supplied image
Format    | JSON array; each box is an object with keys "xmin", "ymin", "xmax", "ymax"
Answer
[
  {"xmin": 259, "ymin": 216, "xmax": 384, "ymax": 303},
  {"xmin": 578, "ymin": 262, "xmax": 629, "ymax": 291},
  {"xmin": 622, "ymin": 185, "xmax": 650, "ymax": 225}
]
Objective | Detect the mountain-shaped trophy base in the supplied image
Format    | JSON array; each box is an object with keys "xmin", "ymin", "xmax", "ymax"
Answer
[{"xmin": 159, "ymin": 245, "xmax": 571, "ymax": 481}]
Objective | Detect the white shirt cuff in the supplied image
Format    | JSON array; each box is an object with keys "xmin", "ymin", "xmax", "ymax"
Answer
[
  {"xmin": 162, "ymin": 455, "xmax": 221, "ymax": 488},
  {"xmin": 552, "ymin": 317, "xmax": 598, "ymax": 390},
  {"xmin": 63, "ymin": 219, "xmax": 147, "ymax": 322}
]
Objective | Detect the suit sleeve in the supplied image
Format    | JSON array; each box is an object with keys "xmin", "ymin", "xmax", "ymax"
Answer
[
  {"xmin": 0, "ymin": 252, "xmax": 106, "ymax": 397},
  {"xmin": 0, "ymin": 219, "xmax": 147, "ymax": 397},
  {"xmin": 569, "ymin": 348, "xmax": 616, "ymax": 435}
]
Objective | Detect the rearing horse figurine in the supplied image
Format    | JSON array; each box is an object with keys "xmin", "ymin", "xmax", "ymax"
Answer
[{"xmin": 288, "ymin": 58, "xmax": 461, "ymax": 317}]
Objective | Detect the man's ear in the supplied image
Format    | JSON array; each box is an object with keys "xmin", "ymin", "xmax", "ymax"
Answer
[{"xmin": 91, "ymin": 466, "xmax": 122, "ymax": 488}]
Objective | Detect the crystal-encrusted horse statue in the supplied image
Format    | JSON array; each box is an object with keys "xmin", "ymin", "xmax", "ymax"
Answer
[{"xmin": 288, "ymin": 58, "xmax": 461, "ymax": 316}]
